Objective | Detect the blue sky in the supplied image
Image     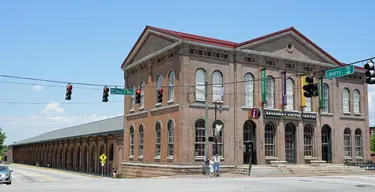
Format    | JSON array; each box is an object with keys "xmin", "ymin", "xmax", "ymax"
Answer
[{"xmin": 1, "ymin": 0, "xmax": 374, "ymax": 144}]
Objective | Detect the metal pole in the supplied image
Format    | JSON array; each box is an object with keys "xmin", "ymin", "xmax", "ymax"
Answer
[
  {"xmin": 101, "ymin": 164, "xmax": 104, "ymax": 177},
  {"xmin": 204, "ymin": 80, "xmax": 209, "ymax": 176},
  {"xmin": 214, "ymin": 103, "xmax": 218, "ymax": 156}
]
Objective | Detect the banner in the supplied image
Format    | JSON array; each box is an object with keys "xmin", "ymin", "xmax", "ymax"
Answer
[
  {"xmin": 300, "ymin": 75, "xmax": 306, "ymax": 107},
  {"xmin": 281, "ymin": 71, "xmax": 287, "ymax": 105},
  {"xmin": 318, "ymin": 77, "xmax": 323, "ymax": 109},
  {"xmin": 261, "ymin": 68, "xmax": 267, "ymax": 103}
]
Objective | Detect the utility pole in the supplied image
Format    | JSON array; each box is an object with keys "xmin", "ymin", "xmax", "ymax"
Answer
[
  {"xmin": 204, "ymin": 80, "xmax": 209, "ymax": 176},
  {"xmin": 214, "ymin": 103, "xmax": 218, "ymax": 156}
]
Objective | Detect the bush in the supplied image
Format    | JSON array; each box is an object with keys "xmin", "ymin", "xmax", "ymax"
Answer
[{"xmin": 371, "ymin": 134, "xmax": 375, "ymax": 152}]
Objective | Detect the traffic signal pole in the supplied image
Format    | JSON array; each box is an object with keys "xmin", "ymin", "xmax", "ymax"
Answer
[{"xmin": 204, "ymin": 80, "xmax": 209, "ymax": 176}]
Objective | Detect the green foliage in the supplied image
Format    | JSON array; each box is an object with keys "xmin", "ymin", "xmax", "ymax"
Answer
[
  {"xmin": 0, "ymin": 128, "xmax": 7, "ymax": 157},
  {"xmin": 371, "ymin": 134, "xmax": 375, "ymax": 152}
]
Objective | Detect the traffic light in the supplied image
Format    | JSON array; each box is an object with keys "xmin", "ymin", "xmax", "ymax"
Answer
[
  {"xmin": 303, "ymin": 76, "xmax": 318, "ymax": 98},
  {"xmin": 135, "ymin": 89, "xmax": 141, "ymax": 104},
  {"xmin": 157, "ymin": 88, "xmax": 163, "ymax": 103},
  {"xmin": 65, "ymin": 83, "xmax": 73, "ymax": 100},
  {"xmin": 102, "ymin": 86, "xmax": 109, "ymax": 102},
  {"xmin": 364, "ymin": 59, "xmax": 375, "ymax": 84}
]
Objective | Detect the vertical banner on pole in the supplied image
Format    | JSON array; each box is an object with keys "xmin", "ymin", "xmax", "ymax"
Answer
[
  {"xmin": 281, "ymin": 71, "xmax": 287, "ymax": 106},
  {"xmin": 318, "ymin": 77, "xmax": 323, "ymax": 109},
  {"xmin": 261, "ymin": 68, "xmax": 267, "ymax": 103},
  {"xmin": 300, "ymin": 75, "xmax": 306, "ymax": 107}
]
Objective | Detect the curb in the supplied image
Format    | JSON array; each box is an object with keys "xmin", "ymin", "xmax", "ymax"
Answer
[{"xmin": 10, "ymin": 163, "xmax": 101, "ymax": 179}]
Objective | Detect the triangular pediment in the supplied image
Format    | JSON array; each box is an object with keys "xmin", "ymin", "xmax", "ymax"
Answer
[
  {"xmin": 130, "ymin": 34, "xmax": 177, "ymax": 63},
  {"xmin": 239, "ymin": 31, "xmax": 338, "ymax": 65}
]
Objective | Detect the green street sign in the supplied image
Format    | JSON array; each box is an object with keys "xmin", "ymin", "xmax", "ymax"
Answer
[
  {"xmin": 325, "ymin": 64, "xmax": 354, "ymax": 80},
  {"xmin": 110, "ymin": 88, "xmax": 134, "ymax": 95}
]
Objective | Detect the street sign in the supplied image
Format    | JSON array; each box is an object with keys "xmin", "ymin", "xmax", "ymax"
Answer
[
  {"xmin": 99, "ymin": 154, "xmax": 107, "ymax": 161},
  {"xmin": 325, "ymin": 64, "xmax": 354, "ymax": 79},
  {"xmin": 101, "ymin": 162, "xmax": 105, "ymax": 167},
  {"xmin": 110, "ymin": 88, "xmax": 134, "ymax": 95}
]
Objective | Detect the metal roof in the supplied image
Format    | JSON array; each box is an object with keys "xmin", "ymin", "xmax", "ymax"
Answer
[{"xmin": 11, "ymin": 115, "xmax": 124, "ymax": 146}]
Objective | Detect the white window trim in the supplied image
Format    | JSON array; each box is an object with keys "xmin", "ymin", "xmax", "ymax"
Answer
[{"xmin": 168, "ymin": 71, "xmax": 175, "ymax": 103}]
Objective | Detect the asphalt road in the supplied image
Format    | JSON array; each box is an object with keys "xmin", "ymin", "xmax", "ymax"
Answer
[{"xmin": 1, "ymin": 164, "xmax": 375, "ymax": 192}]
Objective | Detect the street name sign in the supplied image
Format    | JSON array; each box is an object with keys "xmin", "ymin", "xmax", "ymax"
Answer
[
  {"xmin": 110, "ymin": 88, "xmax": 134, "ymax": 95},
  {"xmin": 325, "ymin": 64, "xmax": 354, "ymax": 79}
]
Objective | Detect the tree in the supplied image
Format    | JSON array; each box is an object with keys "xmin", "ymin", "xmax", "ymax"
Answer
[
  {"xmin": 0, "ymin": 128, "xmax": 7, "ymax": 157},
  {"xmin": 371, "ymin": 134, "xmax": 375, "ymax": 152}
]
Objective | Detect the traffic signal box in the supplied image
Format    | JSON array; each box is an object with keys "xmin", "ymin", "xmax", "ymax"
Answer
[
  {"xmin": 365, "ymin": 59, "xmax": 375, "ymax": 84},
  {"xmin": 65, "ymin": 84, "xmax": 73, "ymax": 100},
  {"xmin": 102, "ymin": 86, "xmax": 109, "ymax": 102},
  {"xmin": 135, "ymin": 89, "xmax": 141, "ymax": 104},
  {"xmin": 157, "ymin": 88, "xmax": 163, "ymax": 103},
  {"xmin": 303, "ymin": 76, "xmax": 318, "ymax": 98}
]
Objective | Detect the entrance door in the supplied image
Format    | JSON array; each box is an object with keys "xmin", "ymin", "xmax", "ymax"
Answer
[
  {"xmin": 243, "ymin": 120, "xmax": 257, "ymax": 164},
  {"xmin": 285, "ymin": 123, "xmax": 296, "ymax": 164},
  {"xmin": 321, "ymin": 125, "xmax": 332, "ymax": 163}
]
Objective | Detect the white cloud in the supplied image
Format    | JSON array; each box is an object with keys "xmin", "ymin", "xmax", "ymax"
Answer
[
  {"xmin": 0, "ymin": 114, "xmax": 116, "ymax": 145},
  {"xmin": 31, "ymin": 85, "xmax": 43, "ymax": 91},
  {"xmin": 41, "ymin": 102, "xmax": 65, "ymax": 114}
]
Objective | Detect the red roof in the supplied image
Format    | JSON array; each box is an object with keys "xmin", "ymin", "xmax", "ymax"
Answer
[{"xmin": 121, "ymin": 26, "xmax": 364, "ymax": 70}]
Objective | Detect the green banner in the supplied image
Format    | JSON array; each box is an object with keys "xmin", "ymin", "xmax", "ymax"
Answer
[
  {"xmin": 261, "ymin": 68, "xmax": 266, "ymax": 103},
  {"xmin": 318, "ymin": 77, "xmax": 323, "ymax": 109}
]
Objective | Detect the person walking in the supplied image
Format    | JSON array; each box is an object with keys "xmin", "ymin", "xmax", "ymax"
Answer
[
  {"xmin": 112, "ymin": 166, "xmax": 118, "ymax": 178},
  {"xmin": 209, "ymin": 157, "xmax": 215, "ymax": 178},
  {"xmin": 213, "ymin": 154, "xmax": 220, "ymax": 177}
]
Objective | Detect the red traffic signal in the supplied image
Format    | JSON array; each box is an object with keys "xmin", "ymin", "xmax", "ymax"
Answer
[
  {"xmin": 136, "ymin": 89, "xmax": 141, "ymax": 95},
  {"xmin": 158, "ymin": 88, "xmax": 163, "ymax": 94},
  {"xmin": 104, "ymin": 87, "xmax": 109, "ymax": 93},
  {"xmin": 67, "ymin": 84, "xmax": 73, "ymax": 90}
]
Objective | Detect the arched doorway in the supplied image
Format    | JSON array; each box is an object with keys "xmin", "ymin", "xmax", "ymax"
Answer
[
  {"xmin": 76, "ymin": 147, "xmax": 81, "ymax": 171},
  {"xmin": 285, "ymin": 123, "xmax": 296, "ymax": 164},
  {"xmin": 90, "ymin": 145, "xmax": 96, "ymax": 173},
  {"xmin": 243, "ymin": 120, "xmax": 257, "ymax": 164},
  {"xmin": 321, "ymin": 125, "xmax": 332, "ymax": 163},
  {"xmin": 83, "ymin": 145, "xmax": 88, "ymax": 172}
]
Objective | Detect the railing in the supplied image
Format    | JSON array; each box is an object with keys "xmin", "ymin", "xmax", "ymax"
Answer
[{"xmin": 344, "ymin": 160, "xmax": 375, "ymax": 170}]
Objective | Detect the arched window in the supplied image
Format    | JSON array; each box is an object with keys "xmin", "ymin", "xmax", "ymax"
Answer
[
  {"xmin": 130, "ymin": 85, "xmax": 135, "ymax": 111},
  {"xmin": 129, "ymin": 126, "xmax": 134, "ymax": 156},
  {"xmin": 342, "ymin": 88, "xmax": 350, "ymax": 113},
  {"xmin": 303, "ymin": 125, "xmax": 313, "ymax": 157},
  {"xmin": 168, "ymin": 71, "xmax": 175, "ymax": 102},
  {"xmin": 155, "ymin": 122, "xmax": 161, "ymax": 157},
  {"xmin": 140, "ymin": 81, "xmax": 145, "ymax": 108},
  {"xmin": 167, "ymin": 119, "xmax": 174, "ymax": 157},
  {"xmin": 195, "ymin": 69, "xmax": 206, "ymax": 101},
  {"xmin": 322, "ymin": 84, "xmax": 329, "ymax": 113},
  {"xmin": 286, "ymin": 78, "xmax": 294, "ymax": 110},
  {"xmin": 344, "ymin": 128, "xmax": 352, "ymax": 157},
  {"xmin": 138, "ymin": 125, "xmax": 144, "ymax": 157},
  {"xmin": 156, "ymin": 75, "xmax": 163, "ymax": 104},
  {"xmin": 244, "ymin": 73, "xmax": 254, "ymax": 107},
  {"xmin": 195, "ymin": 119, "xmax": 205, "ymax": 157},
  {"xmin": 212, "ymin": 71, "xmax": 223, "ymax": 102},
  {"xmin": 212, "ymin": 120, "xmax": 224, "ymax": 157},
  {"xmin": 265, "ymin": 76, "xmax": 275, "ymax": 109},
  {"xmin": 353, "ymin": 89, "xmax": 360, "ymax": 114},
  {"xmin": 355, "ymin": 129, "xmax": 362, "ymax": 157},
  {"xmin": 264, "ymin": 123, "xmax": 275, "ymax": 157}
]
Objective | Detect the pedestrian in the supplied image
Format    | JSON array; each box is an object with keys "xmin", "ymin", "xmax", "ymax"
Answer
[
  {"xmin": 213, "ymin": 154, "xmax": 220, "ymax": 177},
  {"xmin": 209, "ymin": 157, "xmax": 214, "ymax": 177},
  {"xmin": 112, "ymin": 166, "xmax": 118, "ymax": 178}
]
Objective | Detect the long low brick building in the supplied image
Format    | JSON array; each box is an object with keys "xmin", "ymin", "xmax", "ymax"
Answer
[{"xmin": 7, "ymin": 115, "xmax": 124, "ymax": 176}]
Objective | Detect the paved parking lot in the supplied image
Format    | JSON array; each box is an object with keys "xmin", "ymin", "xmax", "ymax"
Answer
[{"xmin": 1, "ymin": 164, "xmax": 375, "ymax": 192}]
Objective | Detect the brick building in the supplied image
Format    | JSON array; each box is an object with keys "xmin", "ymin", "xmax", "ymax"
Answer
[
  {"xmin": 7, "ymin": 116, "xmax": 124, "ymax": 176},
  {"xmin": 121, "ymin": 26, "xmax": 371, "ymax": 176}
]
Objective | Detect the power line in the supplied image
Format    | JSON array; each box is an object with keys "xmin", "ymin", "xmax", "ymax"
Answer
[
  {"xmin": 0, "ymin": 80, "xmax": 102, "ymax": 90},
  {"xmin": 0, "ymin": 100, "xmax": 124, "ymax": 105},
  {"xmin": 0, "ymin": 74, "xmax": 122, "ymax": 87}
]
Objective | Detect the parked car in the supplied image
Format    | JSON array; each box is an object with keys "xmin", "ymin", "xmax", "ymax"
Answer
[{"xmin": 0, "ymin": 165, "xmax": 12, "ymax": 185}]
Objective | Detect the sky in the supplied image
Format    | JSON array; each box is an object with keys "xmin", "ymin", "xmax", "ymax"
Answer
[{"xmin": 1, "ymin": 0, "xmax": 375, "ymax": 145}]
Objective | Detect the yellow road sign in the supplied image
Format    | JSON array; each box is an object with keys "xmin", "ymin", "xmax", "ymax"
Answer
[{"xmin": 99, "ymin": 154, "xmax": 107, "ymax": 161}]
